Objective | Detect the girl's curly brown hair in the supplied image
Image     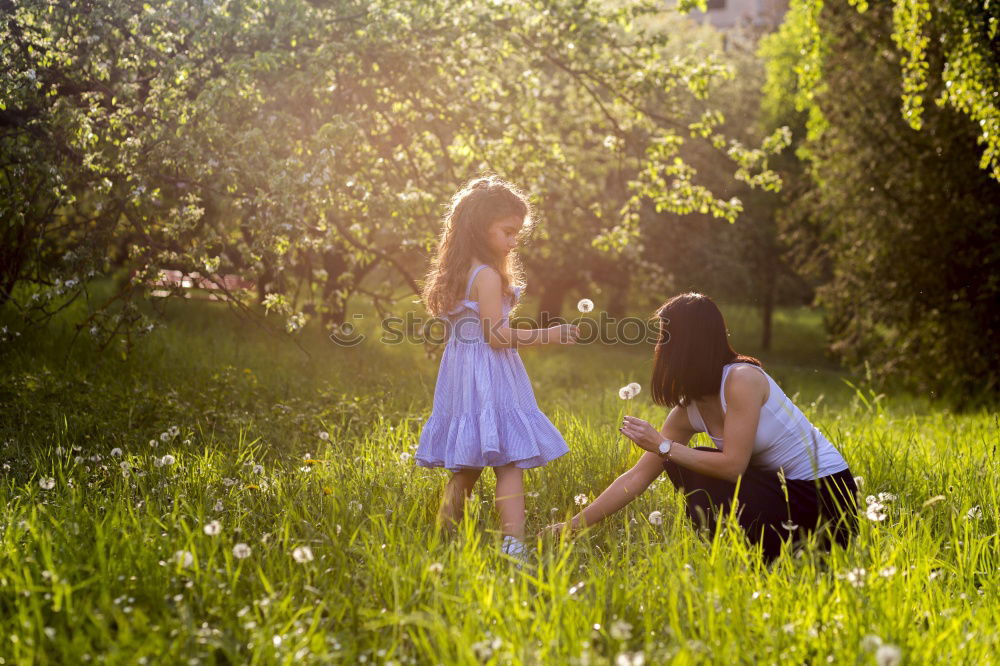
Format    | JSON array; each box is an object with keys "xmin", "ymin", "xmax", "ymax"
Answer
[{"xmin": 421, "ymin": 176, "xmax": 532, "ymax": 317}]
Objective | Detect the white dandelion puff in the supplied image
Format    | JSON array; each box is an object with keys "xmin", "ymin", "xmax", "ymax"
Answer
[
  {"xmin": 866, "ymin": 501, "xmax": 887, "ymax": 522},
  {"xmin": 618, "ymin": 385, "xmax": 637, "ymax": 400},
  {"xmin": 232, "ymin": 543, "xmax": 252, "ymax": 559},
  {"xmin": 627, "ymin": 382, "xmax": 641, "ymax": 396},
  {"xmin": 39, "ymin": 477, "xmax": 56, "ymax": 490},
  {"xmin": 252, "ymin": 464, "xmax": 264, "ymax": 475},
  {"xmin": 844, "ymin": 567, "xmax": 867, "ymax": 588},
  {"xmin": 400, "ymin": 451, "xmax": 412, "ymax": 463},
  {"xmin": 966, "ymin": 505, "xmax": 982, "ymax": 520},
  {"xmin": 213, "ymin": 500, "xmax": 224, "ymax": 512},
  {"xmin": 428, "ymin": 562, "xmax": 444, "ymax": 574},
  {"xmin": 878, "ymin": 566, "xmax": 897, "ymax": 578},
  {"xmin": 609, "ymin": 620, "xmax": 633, "ymax": 641},
  {"xmin": 291, "ymin": 546, "xmax": 314, "ymax": 563},
  {"xmin": 110, "ymin": 448, "xmax": 123, "ymax": 457},
  {"xmin": 318, "ymin": 431, "xmax": 330, "ymax": 441},
  {"xmin": 203, "ymin": 520, "xmax": 221, "ymax": 536},
  {"xmin": 576, "ymin": 298, "xmax": 594, "ymax": 313},
  {"xmin": 172, "ymin": 550, "xmax": 194, "ymax": 567},
  {"xmin": 854, "ymin": 475, "xmax": 864, "ymax": 489},
  {"xmin": 574, "ymin": 494, "xmax": 589, "ymax": 506},
  {"xmin": 160, "ymin": 454, "xmax": 176, "ymax": 467},
  {"xmin": 875, "ymin": 644, "xmax": 902, "ymax": 666},
  {"xmin": 648, "ymin": 510, "xmax": 663, "ymax": 525},
  {"xmin": 781, "ymin": 520, "xmax": 799, "ymax": 532},
  {"xmin": 160, "ymin": 432, "xmax": 170, "ymax": 442},
  {"xmin": 878, "ymin": 491, "xmax": 897, "ymax": 502},
  {"xmin": 149, "ymin": 439, "xmax": 158, "ymax": 448},
  {"xmin": 168, "ymin": 425, "xmax": 180, "ymax": 438},
  {"xmin": 865, "ymin": 495, "xmax": 877, "ymax": 505}
]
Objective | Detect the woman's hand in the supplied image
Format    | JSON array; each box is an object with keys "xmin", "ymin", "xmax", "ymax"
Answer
[
  {"xmin": 541, "ymin": 522, "xmax": 569, "ymax": 537},
  {"xmin": 619, "ymin": 415, "xmax": 663, "ymax": 454}
]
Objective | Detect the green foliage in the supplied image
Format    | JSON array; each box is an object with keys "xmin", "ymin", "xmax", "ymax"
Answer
[
  {"xmin": 0, "ymin": 0, "xmax": 785, "ymax": 346},
  {"xmin": 779, "ymin": 0, "xmax": 1000, "ymax": 181},
  {"xmin": 760, "ymin": 1, "xmax": 1000, "ymax": 406}
]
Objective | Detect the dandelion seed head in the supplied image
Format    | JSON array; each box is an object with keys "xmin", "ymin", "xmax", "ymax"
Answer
[
  {"xmin": 318, "ymin": 431, "xmax": 330, "ymax": 441},
  {"xmin": 203, "ymin": 520, "xmax": 221, "ymax": 536},
  {"xmin": 574, "ymin": 494, "xmax": 589, "ymax": 506},
  {"xmin": 648, "ymin": 510, "xmax": 663, "ymax": 525},
  {"xmin": 292, "ymin": 545, "xmax": 314, "ymax": 563},
  {"xmin": 627, "ymin": 382, "xmax": 641, "ymax": 396},
  {"xmin": 577, "ymin": 298, "xmax": 594, "ymax": 313},
  {"xmin": 875, "ymin": 644, "xmax": 902, "ymax": 666},
  {"xmin": 172, "ymin": 550, "xmax": 194, "ymax": 567},
  {"xmin": 110, "ymin": 448, "xmax": 123, "ymax": 457},
  {"xmin": 966, "ymin": 505, "xmax": 982, "ymax": 520},
  {"xmin": 232, "ymin": 543, "xmax": 252, "ymax": 559},
  {"xmin": 878, "ymin": 491, "xmax": 897, "ymax": 502},
  {"xmin": 400, "ymin": 451, "xmax": 412, "ymax": 463},
  {"xmin": 866, "ymin": 501, "xmax": 887, "ymax": 522},
  {"xmin": 781, "ymin": 520, "xmax": 799, "ymax": 532},
  {"xmin": 428, "ymin": 562, "xmax": 444, "ymax": 574},
  {"xmin": 618, "ymin": 385, "xmax": 637, "ymax": 400},
  {"xmin": 609, "ymin": 620, "xmax": 633, "ymax": 641},
  {"xmin": 39, "ymin": 477, "xmax": 56, "ymax": 490}
]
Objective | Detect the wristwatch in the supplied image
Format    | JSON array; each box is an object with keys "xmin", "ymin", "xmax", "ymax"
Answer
[{"xmin": 658, "ymin": 438, "xmax": 673, "ymax": 458}]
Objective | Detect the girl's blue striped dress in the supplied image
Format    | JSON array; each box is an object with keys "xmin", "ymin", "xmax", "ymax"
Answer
[{"xmin": 416, "ymin": 264, "xmax": 570, "ymax": 471}]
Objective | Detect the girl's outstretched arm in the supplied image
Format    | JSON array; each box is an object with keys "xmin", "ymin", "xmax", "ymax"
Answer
[{"xmin": 475, "ymin": 267, "xmax": 578, "ymax": 349}]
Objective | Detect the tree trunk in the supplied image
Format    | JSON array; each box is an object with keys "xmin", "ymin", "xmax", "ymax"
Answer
[
  {"xmin": 760, "ymin": 250, "xmax": 776, "ymax": 351},
  {"xmin": 537, "ymin": 280, "xmax": 571, "ymax": 327}
]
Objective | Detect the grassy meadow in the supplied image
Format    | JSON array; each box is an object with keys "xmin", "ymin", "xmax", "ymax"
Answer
[{"xmin": 1, "ymin": 285, "xmax": 997, "ymax": 664}]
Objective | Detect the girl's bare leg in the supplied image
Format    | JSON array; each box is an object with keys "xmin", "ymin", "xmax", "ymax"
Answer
[
  {"xmin": 438, "ymin": 468, "xmax": 483, "ymax": 531},
  {"xmin": 494, "ymin": 463, "xmax": 526, "ymax": 539}
]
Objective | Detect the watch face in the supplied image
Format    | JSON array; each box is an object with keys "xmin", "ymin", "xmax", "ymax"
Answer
[{"xmin": 659, "ymin": 440, "xmax": 670, "ymax": 454}]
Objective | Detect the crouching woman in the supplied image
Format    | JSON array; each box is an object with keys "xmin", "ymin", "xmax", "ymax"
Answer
[{"xmin": 550, "ymin": 293, "xmax": 859, "ymax": 562}]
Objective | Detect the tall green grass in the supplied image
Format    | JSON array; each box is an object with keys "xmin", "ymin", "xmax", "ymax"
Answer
[{"xmin": 0, "ymin": 290, "xmax": 996, "ymax": 664}]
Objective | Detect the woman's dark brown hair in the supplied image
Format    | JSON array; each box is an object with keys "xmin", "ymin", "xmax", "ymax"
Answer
[{"xmin": 650, "ymin": 293, "xmax": 762, "ymax": 407}]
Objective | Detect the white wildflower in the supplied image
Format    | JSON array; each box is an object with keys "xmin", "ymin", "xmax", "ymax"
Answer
[
  {"xmin": 878, "ymin": 491, "xmax": 897, "ymax": 502},
  {"xmin": 966, "ymin": 506, "xmax": 982, "ymax": 520},
  {"xmin": 168, "ymin": 425, "xmax": 180, "ymax": 438},
  {"xmin": 149, "ymin": 439, "xmax": 158, "ymax": 448},
  {"xmin": 292, "ymin": 546, "xmax": 314, "ymax": 563},
  {"xmin": 318, "ymin": 431, "xmax": 330, "ymax": 441},
  {"xmin": 232, "ymin": 543, "xmax": 252, "ymax": 559},
  {"xmin": 618, "ymin": 385, "xmax": 637, "ymax": 400},
  {"xmin": 609, "ymin": 620, "xmax": 633, "ymax": 640},
  {"xmin": 213, "ymin": 500, "xmax": 224, "ymax": 512},
  {"xmin": 428, "ymin": 562, "xmax": 444, "ymax": 574},
  {"xmin": 648, "ymin": 510, "xmax": 663, "ymax": 526},
  {"xmin": 160, "ymin": 454, "xmax": 176, "ymax": 467},
  {"xmin": 203, "ymin": 520, "xmax": 221, "ymax": 536},
  {"xmin": 160, "ymin": 432, "xmax": 170, "ymax": 442},
  {"xmin": 866, "ymin": 501, "xmax": 887, "ymax": 522},
  {"xmin": 854, "ymin": 475, "xmax": 864, "ymax": 488},
  {"xmin": 878, "ymin": 566, "xmax": 897, "ymax": 578},
  {"xmin": 172, "ymin": 550, "xmax": 194, "ymax": 567},
  {"xmin": 844, "ymin": 567, "xmax": 867, "ymax": 588},
  {"xmin": 400, "ymin": 451, "xmax": 412, "ymax": 463},
  {"xmin": 577, "ymin": 298, "xmax": 594, "ymax": 313},
  {"xmin": 875, "ymin": 644, "xmax": 902, "ymax": 666},
  {"xmin": 39, "ymin": 477, "xmax": 56, "ymax": 490},
  {"xmin": 574, "ymin": 494, "xmax": 589, "ymax": 507},
  {"xmin": 627, "ymin": 382, "xmax": 641, "ymax": 396},
  {"xmin": 110, "ymin": 448, "xmax": 123, "ymax": 457},
  {"xmin": 781, "ymin": 520, "xmax": 799, "ymax": 532}
]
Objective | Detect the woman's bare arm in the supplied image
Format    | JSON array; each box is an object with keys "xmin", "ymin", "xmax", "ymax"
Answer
[{"xmin": 559, "ymin": 406, "xmax": 697, "ymax": 531}]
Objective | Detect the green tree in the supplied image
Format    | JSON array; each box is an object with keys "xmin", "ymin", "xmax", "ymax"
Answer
[{"xmin": 761, "ymin": 0, "xmax": 1000, "ymax": 405}]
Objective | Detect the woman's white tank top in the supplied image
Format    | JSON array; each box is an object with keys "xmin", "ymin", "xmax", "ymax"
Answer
[{"xmin": 685, "ymin": 362, "xmax": 848, "ymax": 480}]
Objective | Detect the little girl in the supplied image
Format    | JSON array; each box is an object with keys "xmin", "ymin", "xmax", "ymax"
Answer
[{"xmin": 415, "ymin": 175, "xmax": 579, "ymax": 560}]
